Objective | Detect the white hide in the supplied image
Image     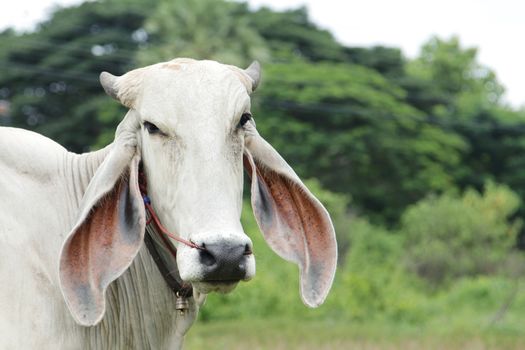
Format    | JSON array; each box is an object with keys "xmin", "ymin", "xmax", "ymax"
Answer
[{"xmin": 0, "ymin": 127, "xmax": 203, "ymax": 348}]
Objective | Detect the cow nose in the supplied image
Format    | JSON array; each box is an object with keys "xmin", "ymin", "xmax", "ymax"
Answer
[{"xmin": 198, "ymin": 242, "xmax": 252, "ymax": 281}]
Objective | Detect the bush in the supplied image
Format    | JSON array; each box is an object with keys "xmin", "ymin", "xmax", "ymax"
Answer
[
  {"xmin": 338, "ymin": 218, "xmax": 428, "ymax": 323},
  {"xmin": 401, "ymin": 182, "xmax": 522, "ymax": 287}
]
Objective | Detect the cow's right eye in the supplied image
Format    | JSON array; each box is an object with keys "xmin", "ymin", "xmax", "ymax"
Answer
[
  {"xmin": 239, "ymin": 113, "xmax": 252, "ymax": 127},
  {"xmin": 144, "ymin": 121, "xmax": 160, "ymax": 134}
]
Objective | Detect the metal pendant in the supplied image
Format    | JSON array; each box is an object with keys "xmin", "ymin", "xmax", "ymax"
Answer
[{"xmin": 175, "ymin": 293, "xmax": 190, "ymax": 315}]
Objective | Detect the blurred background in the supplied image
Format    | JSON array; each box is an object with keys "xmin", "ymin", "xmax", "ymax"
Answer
[{"xmin": 1, "ymin": 0, "xmax": 525, "ymax": 348}]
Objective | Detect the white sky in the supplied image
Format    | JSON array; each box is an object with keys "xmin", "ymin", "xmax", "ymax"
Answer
[{"xmin": 1, "ymin": 0, "xmax": 523, "ymax": 108}]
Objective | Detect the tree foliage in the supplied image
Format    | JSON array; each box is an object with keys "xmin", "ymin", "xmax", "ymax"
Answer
[
  {"xmin": 408, "ymin": 36, "xmax": 504, "ymax": 117},
  {"xmin": 255, "ymin": 62, "xmax": 467, "ymax": 222},
  {"xmin": 249, "ymin": 6, "xmax": 345, "ymax": 62},
  {"xmin": 0, "ymin": 0, "xmax": 150, "ymax": 151},
  {"xmin": 138, "ymin": 0, "xmax": 269, "ymax": 66}
]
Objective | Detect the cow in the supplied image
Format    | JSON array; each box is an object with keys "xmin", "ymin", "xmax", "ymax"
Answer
[{"xmin": 0, "ymin": 58, "xmax": 337, "ymax": 349}]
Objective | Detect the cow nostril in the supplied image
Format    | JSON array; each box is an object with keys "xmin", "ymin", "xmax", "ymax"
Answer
[
  {"xmin": 243, "ymin": 244, "xmax": 253, "ymax": 256},
  {"xmin": 199, "ymin": 248, "xmax": 216, "ymax": 267}
]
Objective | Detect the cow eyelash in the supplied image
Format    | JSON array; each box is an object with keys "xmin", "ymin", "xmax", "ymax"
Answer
[
  {"xmin": 144, "ymin": 121, "xmax": 161, "ymax": 134},
  {"xmin": 239, "ymin": 113, "xmax": 252, "ymax": 127}
]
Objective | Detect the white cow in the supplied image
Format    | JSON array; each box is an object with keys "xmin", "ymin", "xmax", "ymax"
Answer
[{"xmin": 0, "ymin": 58, "xmax": 337, "ymax": 349}]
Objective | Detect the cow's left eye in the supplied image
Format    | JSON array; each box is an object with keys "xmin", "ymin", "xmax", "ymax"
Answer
[{"xmin": 239, "ymin": 113, "xmax": 252, "ymax": 127}]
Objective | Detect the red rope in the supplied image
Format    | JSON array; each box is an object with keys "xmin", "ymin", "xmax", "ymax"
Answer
[
  {"xmin": 139, "ymin": 170, "xmax": 203, "ymax": 251},
  {"xmin": 144, "ymin": 202, "xmax": 203, "ymax": 250}
]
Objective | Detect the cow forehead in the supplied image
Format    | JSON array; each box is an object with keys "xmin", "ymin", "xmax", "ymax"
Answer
[{"xmin": 136, "ymin": 60, "xmax": 251, "ymax": 127}]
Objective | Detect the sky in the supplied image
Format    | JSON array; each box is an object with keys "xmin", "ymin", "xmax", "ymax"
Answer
[{"xmin": 0, "ymin": 0, "xmax": 523, "ymax": 108}]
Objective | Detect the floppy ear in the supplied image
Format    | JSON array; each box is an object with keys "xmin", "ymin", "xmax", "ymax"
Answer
[
  {"xmin": 59, "ymin": 121, "xmax": 145, "ymax": 326},
  {"xmin": 243, "ymin": 121, "xmax": 337, "ymax": 307}
]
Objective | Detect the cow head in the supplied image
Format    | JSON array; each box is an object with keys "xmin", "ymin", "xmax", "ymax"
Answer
[{"xmin": 59, "ymin": 59, "xmax": 337, "ymax": 326}]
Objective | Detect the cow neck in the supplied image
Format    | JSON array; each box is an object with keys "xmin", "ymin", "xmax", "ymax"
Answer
[{"xmin": 138, "ymin": 165, "xmax": 195, "ymax": 304}]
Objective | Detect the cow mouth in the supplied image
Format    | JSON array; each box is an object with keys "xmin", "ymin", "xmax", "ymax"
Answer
[{"xmin": 192, "ymin": 280, "xmax": 240, "ymax": 294}]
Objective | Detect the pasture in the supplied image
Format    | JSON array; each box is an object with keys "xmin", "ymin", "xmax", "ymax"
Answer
[{"xmin": 186, "ymin": 319, "xmax": 525, "ymax": 350}]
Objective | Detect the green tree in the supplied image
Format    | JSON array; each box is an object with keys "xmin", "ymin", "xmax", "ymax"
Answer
[
  {"xmin": 138, "ymin": 0, "xmax": 269, "ymax": 66},
  {"xmin": 249, "ymin": 6, "xmax": 345, "ymax": 62},
  {"xmin": 254, "ymin": 62, "xmax": 467, "ymax": 223},
  {"xmin": 0, "ymin": 0, "xmax": 151, "ymax": 151},
  {"xmin": 407, "ymin": 36, "xmax": 504, "ymax": 117},
  {"xmin": 345, "ymin": 46, "xmax": 405, "ymax": 79}
]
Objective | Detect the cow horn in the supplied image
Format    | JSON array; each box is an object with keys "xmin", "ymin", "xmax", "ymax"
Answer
[
  {"xmin": 99, "ymin": 72, "xmax": 120, "ymax": 101},
  {"xmin": 244, "ymin": 61, "xmax": 261, "ymax": 91}
]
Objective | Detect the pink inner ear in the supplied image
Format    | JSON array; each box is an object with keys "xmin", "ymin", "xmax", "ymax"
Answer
[
  {"xmin": 244, "ymin": 152, "xmax": 337, "ymax": 307},
  {"xmin": 243, "ymin": 153, "xmax": 301, "ymax": 258},
  {"xmin": 60, "ymin": 160, "xmax": 145, "ymax": 326}
]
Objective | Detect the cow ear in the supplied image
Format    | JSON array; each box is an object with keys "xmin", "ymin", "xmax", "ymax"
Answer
[
  {"xmin": 59, "ymin": 117, "xmax": 145, "ymax": 326},
  {"xmin": 243, "ymin": 121, "xmax": 337, "ymax": 307}
]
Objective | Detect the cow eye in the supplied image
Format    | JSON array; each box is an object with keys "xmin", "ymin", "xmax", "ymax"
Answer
[
  {"xmin": 239, "ymin": 113, "xmax": 252, "ymax": 127},
  {"xmin": 144, "ymin": 121, "xmax": 160, "ymax": 134}
]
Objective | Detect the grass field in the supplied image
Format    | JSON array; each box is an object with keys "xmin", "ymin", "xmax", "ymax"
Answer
[{"xmin": 184, "ymin": 319, "xmax": 525, "ymax": 350}]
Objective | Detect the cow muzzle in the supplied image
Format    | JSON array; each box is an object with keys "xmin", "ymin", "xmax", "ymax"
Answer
[{"xmin": 177, "ymin": 233, "xmax": 256, "ymax": 293}]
